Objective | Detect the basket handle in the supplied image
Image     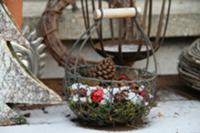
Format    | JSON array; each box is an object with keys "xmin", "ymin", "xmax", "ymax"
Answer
[
  {"xmin": 94, "ymin": 7, "xmax": 142, "ymax": 20},
  {"xmin": 133, "ymin": 18, "xmax": 157, "ymax": 73}
]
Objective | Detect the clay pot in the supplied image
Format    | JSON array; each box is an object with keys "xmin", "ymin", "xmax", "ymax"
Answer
[{"xmin": 5, "ymin": 0, "xmax": 23, "ymax": 29}]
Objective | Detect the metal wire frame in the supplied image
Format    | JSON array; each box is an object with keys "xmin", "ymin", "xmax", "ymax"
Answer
[
  {"xmin": 64, "ymin": 10, "xmax": 158, "ymax": 101},
  {"xmin": 64, "ymin": 17, "xmax": 157, "ymax": 78},
  {"xmin": 80, "ymin": 0, "xmax": 171, "ymax": 65},
  {"xmin": 64, "ymin": 1, "xmax": 160, "ymax": 125}
]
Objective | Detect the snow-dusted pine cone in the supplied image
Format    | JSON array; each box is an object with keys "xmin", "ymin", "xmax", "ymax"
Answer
[{"xmin": 114, "ymin": 90, "xmax": 129, "ymax": 102}]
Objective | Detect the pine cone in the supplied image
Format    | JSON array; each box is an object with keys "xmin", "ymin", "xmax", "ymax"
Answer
[
  {"xmin": 78, "ymin": 88, "xmax": 87, "ymax": 97},
  {"xmin": 81, "ymin": 57, "xmax": 116, "ymax": 80},
  {"xmin": 114, "ymin": 90, "xmax": 129, "ymax": 102},
  {"xmin": 69, "ymin": 89, "xmax": 78, "ymax": 96},
  {"xmin": 69, "ymin": 88, "xmax": 87, "ymax": 97}
]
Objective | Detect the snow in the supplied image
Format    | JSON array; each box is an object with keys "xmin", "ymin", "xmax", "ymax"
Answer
[{"xmin": 0, "ymin": 95, "xmax": 200, "ymax": 133}]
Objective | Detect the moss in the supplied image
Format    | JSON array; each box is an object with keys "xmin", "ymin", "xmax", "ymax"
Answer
[
  {"xmin": 10, "ymin": 116, "xmax": 27, "ymax": 125},
  {"xmin": 68, "ymin": 100, "xmax": 151, "ymax": 126}
]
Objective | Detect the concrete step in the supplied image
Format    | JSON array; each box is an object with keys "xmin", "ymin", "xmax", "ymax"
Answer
[{"xmin": 23, "ymin": 0, "xmax": 200, "ymax": 40}]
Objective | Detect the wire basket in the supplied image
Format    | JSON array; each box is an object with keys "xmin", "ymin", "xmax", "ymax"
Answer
[
  {"xmin": 64, "ymin": 6, "xmax": 157, "ymax": 126},
  {"xmin": 65, "ymin": 66, "xmax": 156, "ymax": 126}
]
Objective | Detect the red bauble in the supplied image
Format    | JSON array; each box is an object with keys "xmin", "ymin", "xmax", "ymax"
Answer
[
  {"xmin": 139, "ymin": 90, "xmax": 146, "ymax": 97},
  {"xmin": 91, "ymin": 89, "xmax": 104, "ymax": 103},
  {"xmin": 115, "ymin": 74, "xmax": 129, "ymax": 81}
]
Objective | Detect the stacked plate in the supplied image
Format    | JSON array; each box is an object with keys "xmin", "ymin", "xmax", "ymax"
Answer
[{"xmin": 178, "ymin": 39, "xmax": 200, "ymax": 91}]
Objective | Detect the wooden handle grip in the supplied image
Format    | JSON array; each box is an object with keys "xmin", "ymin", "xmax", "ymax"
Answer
[{"xmin": 94, "ymin": 8, "xmax": 141, "ymax": 20}]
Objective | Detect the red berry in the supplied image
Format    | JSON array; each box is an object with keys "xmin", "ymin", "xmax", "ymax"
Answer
[
  {"xmin": 116, "ymin": 74, "xmax": 129, "ymax": 81},
  {"xmin": 139, "ymin": 90, "xmax": 146, "ymax": 97},
  {"xmin": 91, "ymin": 89, "xmax": 104, "ymax": 103}
]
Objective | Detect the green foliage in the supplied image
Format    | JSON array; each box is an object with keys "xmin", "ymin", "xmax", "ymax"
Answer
[
  {"xmin": 68, "ymin": 100, "xmax": 151, "ymax": 126},
  {"xmin": 11, "ymin": 116, "xmax": 26, "ymax": 125}
]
